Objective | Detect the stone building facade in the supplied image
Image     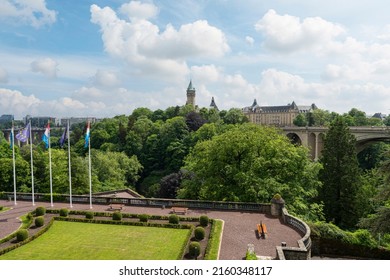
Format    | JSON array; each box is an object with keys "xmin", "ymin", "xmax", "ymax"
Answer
[{"xmin": 243, "ymin": 99, "xmax": 317, "ymax": 126}]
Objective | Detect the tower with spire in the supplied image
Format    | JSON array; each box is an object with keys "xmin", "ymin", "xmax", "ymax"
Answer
[
  {"xmin": 186, "ymin": 80, "xmax": 196, "ymax": 108},
  {"xmin": 209, "ymin": 97, "xmax": 219, "ymax": 111}
]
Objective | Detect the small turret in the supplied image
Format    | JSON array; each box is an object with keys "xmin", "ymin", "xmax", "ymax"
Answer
[{"xmin": 210, "ymin": 97, "xmax": 219, "ymax": 111}]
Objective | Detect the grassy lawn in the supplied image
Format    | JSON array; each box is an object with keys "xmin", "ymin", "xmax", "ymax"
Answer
[{"xmin": 0, "ymin": 221, "xmax": 190, "ymax": 260}]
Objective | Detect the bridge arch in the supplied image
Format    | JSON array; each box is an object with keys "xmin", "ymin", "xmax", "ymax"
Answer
[{"xmin": 286, "ymin": 133, "xmax": 302, "ymax": 146}]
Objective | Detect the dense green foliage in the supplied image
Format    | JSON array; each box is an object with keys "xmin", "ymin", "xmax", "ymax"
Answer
[
  {"xmin": 199, "ymin": 215, "xmax": 209, "ymax": 227},
  {"xmin": 169, "ymin": 214, "xmax": 179, "ymax": 224},
  {"xmin": 194, "ymin": 226, "xmax": 205, "ymax": 241},
  {"xmin": 59, "ymin": 208, "xmax": 69, "ymax": 217},
  {"xmin": 319, "ymin": 116, "xmax": 362, "ymax": 229},
  {"xmin": 139, "ymin": 214, "xmax": 149, "ymax": 222},
  {"xmin": 35, "ymin": 206, "xmax": 46, "ymax": 216},
  {"xmin": 189, "ymin": 241, "xmax": 201, "ymax": 259},
  {"xmin": 85, "ymin": 212, "xmax": 94, "ymax": 219},
  {"xmin": 179, "ymin": 123, "xmax": 322, "ymax": 218},
  {"xmin": 112, "ymin": 211, "xmax": 122, "ymax": 221},
  {"xmin": 16, "ymin": 229, "xmax": 28, "ymax": 242},
  {"xmin": 34, "ymin": 216, "xmax": 44, "ymax": 227}
]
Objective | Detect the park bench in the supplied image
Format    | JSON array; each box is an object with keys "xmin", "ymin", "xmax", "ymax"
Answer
[
  {"xmin": 257, "ymin": 222, "xmax": 268, "ymax": 239},
  {"xmin": 108, "ymin": 203, "xmax": 125, "ymax": 211},
  {"xmin": 170, "ymin": 207, "xmax": 188, "ymax": 215}
]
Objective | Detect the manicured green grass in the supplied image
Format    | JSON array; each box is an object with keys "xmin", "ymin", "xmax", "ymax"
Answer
[
  {"xmin": 0, "ymin": 221, "xmax": 190, "ymax": 260},
  {"xmin": 205, "ymin": 219, "xmax": 224, "ymax": 260}
]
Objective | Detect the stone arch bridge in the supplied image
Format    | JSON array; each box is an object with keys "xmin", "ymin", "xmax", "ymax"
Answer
[{"xmin": 282, "ymin": 126, "xmax": 390, "ymax": 160}]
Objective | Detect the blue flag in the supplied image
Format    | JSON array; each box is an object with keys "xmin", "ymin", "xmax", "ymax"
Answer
[
  {"xmin": 42, "ymin": 122, "xmax": 50, "ymax": 149},
  {"xmin": 84, "ymin": 122, "xmax": 90, "ymax": 148},
  {"xmin": 10, "ymin": 127, "xmax": 14, "ymax": 149},
  {"xmin": 15, "ymin": 123, "xmax": 31, "ymax": 143}
]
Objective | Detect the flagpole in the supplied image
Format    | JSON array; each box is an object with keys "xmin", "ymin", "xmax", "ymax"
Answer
[
  {"xmin": 48, "ymin": 122, "xmax": 53, "ymax": 207},
  {"xmin": 11, "ymin": 124, "xmax": 17, "ymax": 206},
  {"xmin": 29, "ymin": 120, "xmax": 35, "ymax": 206},
  {"xmin": 88, "ymin": 121, "xmax": 92, "ymax": 209},
  {"xmin": 67, "ymin": 120, "xmax": 73, "ymax": 208}
]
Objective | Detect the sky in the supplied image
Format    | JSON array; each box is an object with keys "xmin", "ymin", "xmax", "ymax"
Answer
[{"xmin": 2, "ymin": 0, "xmax": 390, "ymax": 119}]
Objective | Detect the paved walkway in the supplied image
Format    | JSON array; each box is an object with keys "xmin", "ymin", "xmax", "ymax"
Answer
[{"xmin": 0, "ymin": 199, "xmax": 303, "ymax": 260}]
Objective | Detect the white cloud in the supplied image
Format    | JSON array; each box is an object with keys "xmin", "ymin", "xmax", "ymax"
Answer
[
  {"xmin": 119, "ymin": 1, "xmax": 158, "ymax": 20},
  {"xmin": 0, "ymin": 0, "xmax": 56, "ymax": 28},
  {"xmin": 0, "ymin": 67, "xmax": 8, "ymax": 83},
  {"xmin": 93, "ymin": 70, "xmax": 121, "ymax": 87},
  {"xmin": 30, "ymin": 58, "xmax": 58, "ymax": 78},
  {"xmin": 255, "ymin": 9, "xmax": 345, "ymax": 53},
  {"xmin": 245, "ymin": 36, "xmax": 255, "ymax": 46},
  {"xmin": 90, "ymin": 3, "xmax": 229, "ymax": 79},
  {"xmin": 191, "ymin": 65, "xmax": 221, "ymax": 83}
]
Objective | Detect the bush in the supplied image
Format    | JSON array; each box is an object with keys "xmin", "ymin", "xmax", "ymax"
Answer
[
  {"xmin": 139, "ymin": 214, "xmax": 149, "ymax": 223},
  {"xmin": 113, "ymin": 211, "xmax": 122, "ymax": 221},
  {"xmin": 199, "ymin": 215, "xmax": 209, "ymax": 227},
  {"xmin": 59, "ymin": 208, "xmax": 69, "ymax": 217},
  {"xmin": 35, "ymin": 206, "xmax": 46, "ymax": 216},
  {"xmin": 194, "ymin": 227, "xmax": 205, "ymax": 241},
  {"xmin": 16, "ymin": 229, "xmax": 28, "ymax": 242},
  {"xmin": 169, "ymin": 214, "xmax": 179, "ymax": 224},
  {"xmin": 0, "ymin": 206, "xmax": 3, "ymax": 211},
  {"xmin": 189, "ymin": 241, "xmax": 201, "ymax": 259},
  {"xmin": 246, "ymin": 250, "xmax": 258, "ymax": 260},
  {"xmin": 85, "ymin": 212, "xmax": 94, "ymax": 219},
  {"xmin": 34, "ymin": 216, "xmax": 45, "ymax": 227}
]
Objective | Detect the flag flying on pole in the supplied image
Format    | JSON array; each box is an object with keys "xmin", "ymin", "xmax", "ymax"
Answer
[
  {"xmin": 42, "ymin": 122, "xmax": 50, "ymax": 148},
  {"xmin": 59, "ymin": 125, "xmax": 68, "ymax": 148},
  {"xmin": 10, "ymin": 126, "xmax": 14, "ymax": 149},
  {"xmin": 84, "ymin": 121, "xmax": 90, "ymax": 148},
  {"xmin": 16, "ymin": 122, "xmax": 31, "ymax": 143}
]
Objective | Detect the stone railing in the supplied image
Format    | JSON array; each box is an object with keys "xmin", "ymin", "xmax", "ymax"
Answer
[
  {"xmin": 275, "ymin": 207, "xmax": 312, "ymax": 260},
  {"xmin": 1, "ymin": 192, "xmax": 271, "ymax": 213}
]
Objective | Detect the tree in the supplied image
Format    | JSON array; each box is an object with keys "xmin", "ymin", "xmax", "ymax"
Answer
[
  {"xmin": 179, "ymin": 123, "xmax": 322, "ymax": 218},
  {"xmin": 293, "ymin": 113, "xmax": 307, "ymax": 127},
  {"xmin": 185, "ymin": 111, "xmax": 207, "ymax": 132},
  {"xmin": 158, "ymin": 172, "xmax": 182, "ymax": 198},
  {"xmin": 222, "ymin": 108, "xmax": 248, "ymax": 124},
  {"xmin": 319, "ymin": 116, "xmax": 362, "ymax": 229}
]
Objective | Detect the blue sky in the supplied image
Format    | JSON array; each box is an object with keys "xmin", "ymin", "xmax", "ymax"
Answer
[{"xmin": 2, "ymin": 0, "xmax": 390, "ymax": 119}]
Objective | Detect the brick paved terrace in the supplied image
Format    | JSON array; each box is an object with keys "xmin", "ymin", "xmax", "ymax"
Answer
[{"xmin": 0, "ymin": 199, "xmax": 303, "ymax": 260}]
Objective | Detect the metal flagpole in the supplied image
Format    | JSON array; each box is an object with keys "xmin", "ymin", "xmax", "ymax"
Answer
[
  {"xmin": 29, "ymin": 120, "xmax": 35, "ymax": 206},
  {"xmin": 48, "ymin": 122, "xmax": 53, "ymax": 207},
  {"xmin": 88, "ymin": 122, "xmax": 92, "ymax": 209},
  {"xmin": 67, "ymin": 120, "xmax": 73, "ymax": 208},
  {"xmin": 11, "ymin": 124, "xmax": 17, "ymax": 206}
]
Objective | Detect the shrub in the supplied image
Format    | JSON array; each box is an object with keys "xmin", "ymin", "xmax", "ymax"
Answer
[
  {"xmin": 353, "ymin": 229, "xmax": 377, "ymax": 248},
  {"xmin": 85, "ymin": 212, "xmax": 94, "ymax": 219},
  {"xmin": 59, "ymin": 208, "xmax": 69, "ymax": 217},
  {"xmin": 0, "ymin": 206, "xmax": 3, "ymax": 211},
  {"xmin": 139, "ymin": 214, "xmax": 149, "ymax": 223},
  {"xmin": 35, "ymin": 216, "xmax": 45, "ymax": 227},
  {"xmin": 113, "ymin": 211, "xmax": 122, "ymax": 221},
  {"xmin": 194, "ymin": 227, "xmax": 205, "ymax": 241},
  {"xmin": 16, "ymin": 229, "xmax": 28, "ymax": 242},
  {"xmin": 199, "ymin": 215, "xmax": 209, "ymax": 227},
  {"xmin": 169, "ymin": 214, "xmax": 179, "ymax": 224},
  {"xmin": 35, "ymin": 206, "xmax": 46, "ymax": 216},
  {"xmin": 246, "ymin": 250, "xmax": 258, "ymax": 260},
  {"xmin": 189, "ymin": 241, "xmax": 201, "ymax": 259}
]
